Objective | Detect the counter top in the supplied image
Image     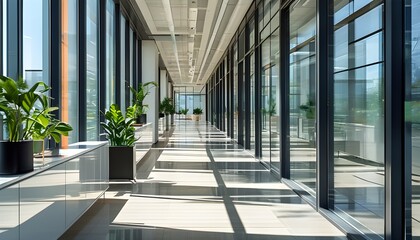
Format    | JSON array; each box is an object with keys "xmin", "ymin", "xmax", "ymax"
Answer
[{"xmin": 0, "ymin": 141, "xmax": 108, "ymax": 190}]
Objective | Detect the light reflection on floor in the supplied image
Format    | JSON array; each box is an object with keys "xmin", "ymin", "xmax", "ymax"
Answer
[{"xmin": 60, "ymin": 121, "xmax": 346, "ymax": 240}]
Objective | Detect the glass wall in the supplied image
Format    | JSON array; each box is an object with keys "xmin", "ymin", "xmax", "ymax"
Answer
[
  {"xmin": 233, "ymin": 43, "xmax": 238, "ymax": 140},
  {"xmin": 61, "ymin": 0, "xmax": 78, "ymax": 144},
  {"xmin": 408, "ymin": 0, "xmax": 420, "ymax": 237},
  {"xmin": 120, "ymin": 14, "xmax": 126, "ymax": 113},
  {"xmin": 22, "ymin": 0, "xmax": 49, "ymax": 86},
  {"xmin": 331, "ymin": 1, "xmax": 384, "ymax": 236},
  {"xmin": 106, "ymin": 0, "xmax": 115, "ymax": 109},
  {"xmin": 86, "ymin": 0, "xmax": 99, "ymax": 140},
  {"xmin": 270, "ymin": 26, "xmax": 280, "ymax": 171},
  {"xmin": 250, "ymin": 52, "xmax": 255, "ymax": 153},
  {"xmin": 289, "ymin": 0, "xmax": 316, "ymax": 192},
  {"xmin": 258, "ymin": 0, "xmax": 280, "ymax": 171},
  {"xmin": 261, "ymin": 38, "xmax": 270, "ymax": 166}
]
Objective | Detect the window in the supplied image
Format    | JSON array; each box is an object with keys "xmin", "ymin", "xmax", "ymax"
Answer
[
  {"xmin": 120, "ymin": 14, "xmax": 126, "ymax": 112},
  {"xmin": 408, "ymin": 0, "xmax": 420, "ymax": 237},
  {"xmin": 331, "ymin": 2, "xmax": 384, "ymax": 236},
  {"xmin": 61, "ymin": 0, "xmax": 79, "ymax": 144},
  {"xmin": 22, "ymin": 0, "xmax": 49, "ymax": 86},
  {"xmin": 86, "ymin": 0, "xmax": 99, "ymax": 140},
  {"xmin": 289, "ymin": 0, "xmax": 317, "ymax": 193},
  {"xmin": 106, "ymin": 0, "xmax": 115, "ymax": 109}
]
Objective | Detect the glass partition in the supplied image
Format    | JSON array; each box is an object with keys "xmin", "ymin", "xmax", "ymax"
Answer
[
  {"xmin": 22, "ymin": 0, "xmax": 49, "ymax": 87},
  {"xmin": 289, "ymin": 0, "xmax": 317, "ymax": 193},
  {"xmin": 61, "ymin": 0, "xmax": 79, "ymax": 144},
  {"xmin": 86, "ymin": 0, "xmax": 99, "ymax": 140},
  {"xmin": 106, "ymin": 0, "xmax": 116, "ymax": 109},
  {"xmin": 331, "ymin": 1, "xmax": 384, "ymax": 236},
  {"xmin": 408, "ymin": 0, "xmax": 420, "ymax": 237}
]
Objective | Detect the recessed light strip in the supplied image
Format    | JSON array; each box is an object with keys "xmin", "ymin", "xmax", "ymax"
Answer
[
  {"xmin": 193, "ymin": 0, "xmax": 229, "ymax": 83},
  {"xmin": 162, "ymin": 0, "xmax": 182, "ymax": 80}
]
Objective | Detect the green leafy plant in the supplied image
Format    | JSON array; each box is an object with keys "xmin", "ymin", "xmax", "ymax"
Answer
[
  {"xmin": 101, "ymin": 104, "xmax": 137, "ymax": 146},
  {"xmin": 168, "ymin": 105, "xmax": 176, "ymax": 115},
  {"xmin": 193, "ymin": 108, "xmax": 203, "ymax": 115},
  {"xmin": 160, "ymin": 97, "xmax": 173, "ymax": 115},
  {"xmin": 129, "ymin": 82, "xmax": 158, "ymax": 118},
  {"xmin": 0, "ymin": 76, "xmax": 70, "ymax": 142},
  {"xmin": 299, "ymin": 99, "xmax": 315, "ymax": 119},
  {"xmin": 179, "ymin": 108, "xmax": 189, "ymax": 115}
]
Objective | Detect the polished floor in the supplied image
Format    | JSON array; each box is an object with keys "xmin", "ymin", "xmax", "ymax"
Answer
[{"xmin": 60, "ymin": 121, "xmax": 347, "ymax": 240}]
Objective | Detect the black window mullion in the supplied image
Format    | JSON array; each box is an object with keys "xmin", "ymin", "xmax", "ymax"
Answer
[
  {"xmin": 99, "ymin": 0, "xmax": 106, "ymax": 139},
  {"xmin": 78, "ymin": 0, "xmax": 87, "ymax": 141},
  {"xmin": 384, "ymin": 0, "xmax": 407, "ymax": 238},
  {"xmin": 280, "ymin": 7, "xmax": 289, "ymax": 178},
  {"xmin": 316, "ymin": 0, "xmax": 334, "ymax": 209},
  {"xmin": 49, "ymin": 0, "xmax": 61, "ymax": 147}
]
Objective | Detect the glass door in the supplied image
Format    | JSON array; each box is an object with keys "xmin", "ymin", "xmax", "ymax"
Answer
[{"xmin": 289, "ymin": 0, "xmax": 317, "ymax": 194}]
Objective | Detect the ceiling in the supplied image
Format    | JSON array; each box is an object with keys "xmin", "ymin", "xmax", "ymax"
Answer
[{"xmin": 134, "ymin": 0, "xmax": 253, "ymax": 92}]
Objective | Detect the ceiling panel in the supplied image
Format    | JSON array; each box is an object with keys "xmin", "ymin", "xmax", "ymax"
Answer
[{"xmin": 136, "ymin": 0, "xmax": 252, "ymax": 89}]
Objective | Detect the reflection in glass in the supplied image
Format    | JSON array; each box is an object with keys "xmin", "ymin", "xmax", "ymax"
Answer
[
  {"xmin": 289, "ymin": 0, "xmax": 317, "ymax": 194},
  {"xmin": 61, "ymin": 0, "xmax": 79, "ymax": 144},
  {"xmin": 409, "ymin": 0, "xmax": 420, "ymax": 237},
  {"xmin": 332, "ymin": 2, "xmax": 384, "ymax": 236},
  {"xmin": 261, "ymin": 39, "xmax": 270, "ymax": 167},
  {"xmin": 250, "ymin": 52, "xmax": 256, "ymax": 153},
  {"xmin": 23, "ymin": 0, "xmax": 49, "ymax": 86},
  {"xmin": 106, "ymin": 0, "xmax": 115, "ymax": 109},
  {"xmin": 86, "ymin": 0, "xmax": 99, "ymax": 141},
  {"xmin": 234, "ymin": 43, "xmax": 238, "ymax": 141},
  {"xmin": 271, "ymin": 29, "xmax": 280, "ymax": 171}
]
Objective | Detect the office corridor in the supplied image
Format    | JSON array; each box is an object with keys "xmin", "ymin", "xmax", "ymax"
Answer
[{"xmin": 60, "ymin": 121, "xmax": 346, "ymax": 240}]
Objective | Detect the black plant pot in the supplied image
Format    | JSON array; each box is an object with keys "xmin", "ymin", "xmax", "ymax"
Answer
[
  {"xmin": 109, "ymin": 146, "xmax": 136, "ymax": 180},
  {"xmin": 159, "ymin": 113, "xmax": 165, "ymax": 118},
  {"xmin": 136, "ymin": 114, "xmax": 147, "ymax": 124},
  {"xmin": 0, "ymin": 140, "xmax": 34, "ymax": 175}
]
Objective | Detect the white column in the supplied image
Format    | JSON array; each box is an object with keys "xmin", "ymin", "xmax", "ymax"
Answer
[
  {"xmin": 160, "ymin": 70, "xmax": 168, "ymax": 101},
  {"xmin": 142, "ymin": 40, "xmax": 159, "ymax": 143}
]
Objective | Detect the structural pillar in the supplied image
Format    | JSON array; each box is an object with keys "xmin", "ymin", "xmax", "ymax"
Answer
[
  {"xmin": 160, "ymin": 69, "xmax": 168, "ymax": 101},
  {"xmin": 142, "ymin": 40, "xmax": 159, "ymax": 143}
]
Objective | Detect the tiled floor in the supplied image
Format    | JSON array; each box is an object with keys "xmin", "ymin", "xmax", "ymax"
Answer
[{"xmin": 60, "ymin": 121, "xmax": 347, "ymax": 240}]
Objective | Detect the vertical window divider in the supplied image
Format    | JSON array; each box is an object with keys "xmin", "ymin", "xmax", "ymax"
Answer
[
  {"xmin": 384, "ymin": 0, "xmax": 408, "ymax": 238},
  {"xmin": 99, "ymin": 0, "xmax": 106, "ymax": 140},
  {"xmin": 50, "ymin": 0, "xmax": 61, "ymax": 147},
  {"xmin": 280, "ymin": 6, "xmax": 290, "ymax": 179},
  {"xmin": 78, "ymin": 0, "xmax": 87, "ymax": 141},
  {"xmin": 316, "ymin": 0, "xmax": 334, "ymax": 210}
]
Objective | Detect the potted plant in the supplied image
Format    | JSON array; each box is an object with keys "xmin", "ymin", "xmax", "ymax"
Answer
[
  {"xmin": 101, "ymin": 104, "xmax": 138, "ymax": 180},
  {"xmin": 179, "ymin": 108, "xmax": 189, "ymax": 119},
  {"xmin": 22, "ymin": 90, "xmax": 73, "ymax": 156},
  {"xmin": 129, "ymin": 82, "xmax": 157, "ymax": 124},
  {"xmin": 169, "ymin": 104, "xmax": 176, "ymax": 125},
  {"xmin": 192, "ymin": 108, "xmax": 203, "ymax": 121},
  {"xmin": 160, "ymin": 97, "xmax": 173, "ymax": 130},
  {"xmin": 0, "ymin": 76, "xmax": 66, "ymax": 174}
]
